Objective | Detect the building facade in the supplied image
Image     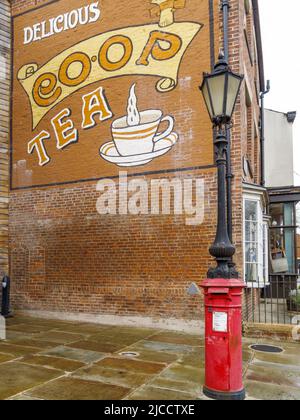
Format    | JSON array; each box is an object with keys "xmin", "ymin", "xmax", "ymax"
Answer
[
  {"xmin": 5, "ymin": 0, "xmax": 266, "ymax": 328},
  {"xmin": 0, "ymin": 0, "xmax": 10, "ymax": 277}
]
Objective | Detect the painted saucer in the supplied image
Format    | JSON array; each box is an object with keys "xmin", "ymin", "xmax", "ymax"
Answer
[{"xmin": 99, "ymin": 132, "xmax": 178, "ymax": 167}]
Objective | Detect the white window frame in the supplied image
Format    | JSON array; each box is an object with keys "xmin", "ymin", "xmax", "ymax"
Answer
[
  {"xmin": 243, "ymin": 193, "xmax": 269, "ymax": 288},
  {"xmin": 262, "ymin": 220, "xmax": 270, "ymax": 286}
]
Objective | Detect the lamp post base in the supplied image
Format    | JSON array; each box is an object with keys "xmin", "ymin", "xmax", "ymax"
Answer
[{"xmin": 203, "ymin": 386, "xmax": 246, "ymax": 401}]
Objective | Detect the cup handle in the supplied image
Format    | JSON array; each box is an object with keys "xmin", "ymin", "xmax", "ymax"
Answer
[{"xmin": 153, "ymin": 116, "xmax": 174, "ymax": 143}]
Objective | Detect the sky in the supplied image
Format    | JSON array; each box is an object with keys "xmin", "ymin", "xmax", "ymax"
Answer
[{"xmin": 259, "ymin": 0, "xmax": 300, "ymax": 186}]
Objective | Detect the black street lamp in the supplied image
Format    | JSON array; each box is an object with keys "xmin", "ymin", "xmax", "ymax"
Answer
[
  {"xmin": 200, "ymin": 53, "xmax": 243, "ymax": 279},
  {"xmin": 201, "ymin": 53, "xmax": 243, "ymax": 128},
  {"xmin": 199, "ymin": 53, "xmax": 246, "ymax": 401}
]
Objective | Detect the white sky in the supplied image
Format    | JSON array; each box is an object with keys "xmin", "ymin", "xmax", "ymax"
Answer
[{"xmin": 259, "ymin": 0, "xmax": 300, "ymax": 186}]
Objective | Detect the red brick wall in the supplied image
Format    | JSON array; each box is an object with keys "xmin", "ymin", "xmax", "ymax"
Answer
[
  {"xmin": 10, "ymin": 169, "xmax": 217, "ymax": 319},
  {"xmin": 0, "ymin": 0, "xmax": 10, "ymax": 276},
  {"xmin": 9, "ymin": 0, "xmax": 262, "ymax": 321}
]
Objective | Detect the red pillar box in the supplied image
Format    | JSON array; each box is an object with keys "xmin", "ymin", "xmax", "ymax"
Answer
[{"xmin": 201, "ymin": 278, "xmax": 246, "ymax": 400}]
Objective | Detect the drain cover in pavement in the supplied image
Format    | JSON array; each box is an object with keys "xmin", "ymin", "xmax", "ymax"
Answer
[
  {"xmin": 119, "ymin": 352, "xmax": 140, "ymax": 358},
  {"xmin": 250, "ymin": 344, "xmax": 284, "ymax": 354}
]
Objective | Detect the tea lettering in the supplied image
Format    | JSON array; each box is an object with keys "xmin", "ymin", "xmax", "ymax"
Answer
[
  {"xmin": 29, "ymin": 87, "xmax": 112, "ymax": 165},
  {"xmin": 82, "ymin": 87, "xmax": 113, "ymax": 129},
  {"xmin": 51, "ymin": 108, "xmax": 78, "ymax": 150},
  {"xmin": 28, "ymin": 131, "xmax": 51, "ymax": 167}
]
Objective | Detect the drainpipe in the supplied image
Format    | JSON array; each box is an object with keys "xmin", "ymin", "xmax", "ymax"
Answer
[
  {"xmin": 260, "ymin": 80, "xmax": 270, "ymax": 187},
  {"xmin": 221, "ymin": 0, "xmax": 230, "ymax": 62},
  {"xmin": 221, "ymin": 0, "xmax": 233, "ymax": 242}
]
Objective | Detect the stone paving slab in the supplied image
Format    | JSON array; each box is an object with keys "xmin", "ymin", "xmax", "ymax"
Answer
[
  {"xmin": 177, "ymin": 349, "xmax": 205, "ymax": 368},
  {"xmin": 72, "ymin": 365, "xmax": 153, "ymax": 388},
  {"xmin": 159, "ymin": 363, "xmax": 205, "ymax": 385},
  {"xmin": 0, "ymin": 353, "xmax": 16, "ymax": 364},
  {"xmin": 245, "ymin": 380, "xmax": 300, "ymax": 401},
  {"xmin": 40, "ymin": 345, "xmax": 106, "ymax": 364},
  {"xmin": 5, "ymin": 331, "xmax": 32, "ymax": 341},
  {"xmin": 67, "ymin": 340, "xmax": 126, "ymax": 354},
  {"xmin": 20, "ymin": 355, "xmax": 86, "ymax": 372},
  {"xmin": 246, "ymin": 364, "xmax": 300, "ymax": 388},
  {"xmin": 0, "ymin": 314, "xmax": 299, "ymax": 400},
  {"xmin": 148, "ymin": 332, "xmax": 204, "ymax": 347},
  {"xmin": 53, "ymin": 323, "xmax": 115, "ymax": 335},
  {"xmin": 251, "ymin": 351, "xmax": 300, "ymax": 368},
  {"xmin": 134, "ymin": 340, "xmax": 195, "ymax": 355},
  {"xmin": 8, "ymin": 338, "xmax": 61, "ymax": 350},
  {"xmin": 148, "ymin": 377, "xmax": 203, "ymax": 397},
  {"xmin": 0, "ymin": 362, "xmax": 63, "ymax": 400},
  {"xmin": 25, "ymin": 377, "xmax": 131, "ymax": 400},
  {"xmin": 33, "ymin": 331, "xmax": 87, "ymax": 345},
  {"xmin": 88, "ymin": 331, "xmax": 156, "ymax": 347},
  {"xmin": 0, "ymin": 342, "xmax": 41, "ymax": 357},
  {"xmin": 96, "ymin": 357, "xmax": 166, "ymax": 375},
  {"xmin": 116, "ymin": 346, "xmax": 180, "ymax": 364},
  {"xmin": 126, "ymin": 385, "xmax": 196, "ymax": 401},
  {"xmin": 7, "ymin": 323, "xmax": 53, "ymax": 334},
  {"xmin": 108, "ymin": 326, "xmax": 158, "ymax": 337},
  {"xmin": 9, "ymin": 394, "xmax": 43, "ymax": 401}
]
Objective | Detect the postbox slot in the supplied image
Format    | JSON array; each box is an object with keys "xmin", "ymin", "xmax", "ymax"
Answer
[{"xmin": 208, "ymin": 288, "xmax": 229, "ymax": 295}]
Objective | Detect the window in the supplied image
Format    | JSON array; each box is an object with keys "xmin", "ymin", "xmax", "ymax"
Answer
[
  {"xmin": 263, "ymin": 221, "xmax": 269, "ymax": 282},
  {"xmin": 296, "ymin": 202, "xmax": 300, "ymax": 235},
  {"xmin": 244, "ymin": 195, "xmax": 268, "ymax": 287},
  {"xmin": 270, "ymin": 203, "xmax": 296, "ymax": 273},
  {"xmin": 296, "ymin": 202, "xmax": 300, "ymax": 274}
]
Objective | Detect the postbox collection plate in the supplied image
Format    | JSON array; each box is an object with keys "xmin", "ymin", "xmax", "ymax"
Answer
[{"xmin": 213, "ymin": 311, "xmax": 228, "ymax": 333}]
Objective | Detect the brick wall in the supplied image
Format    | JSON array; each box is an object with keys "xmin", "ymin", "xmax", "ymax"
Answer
[
  {"xmin": 9, "ymin": 0, "xmax": 263, "ymax": 321},
  {"xmin": 10, "ymin": 169, "xmax": 217, "ymax": 319},
  {"xmin": 0, "ymin": 0, "xmax": 10, "ymax": 276}
]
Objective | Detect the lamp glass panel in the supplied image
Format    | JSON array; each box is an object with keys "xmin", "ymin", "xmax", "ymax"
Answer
[
  {"xmin": 206, "ymin": 74, "xmax": 226, "ymax": 117},
  {"xmin": 226, "ymin": 74, "xmax": 242, "ymax": 118},
  {"xmin": 202, "ymin": 81, "xmax": 214, "ymax": 120}
]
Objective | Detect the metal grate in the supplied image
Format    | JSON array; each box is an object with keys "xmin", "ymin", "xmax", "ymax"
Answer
[
  {"xmin": 244, "ymin": 274, "xmax": 300, "ymax": 325},
  {"xmin": 250, "ymin": 344, "xmax": 284, "ymax": 354}
]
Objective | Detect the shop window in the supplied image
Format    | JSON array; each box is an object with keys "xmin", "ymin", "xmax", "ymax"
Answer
[
  {"xmin": 244, "ymin": 195, "xmax": 268, "ymax": 287},
  {"xmin": 270, "ymin": 203, "xmax": 296, "ymax": 274}
]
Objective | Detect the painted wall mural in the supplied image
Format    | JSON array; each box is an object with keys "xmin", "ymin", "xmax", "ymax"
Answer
[
  {"xmin": 11, "ymin": 0, "xmax": 219, "ymax": 189},
  {"xmin": 100, "ymin": 83, "xmax": 178, "ymax": 167}
]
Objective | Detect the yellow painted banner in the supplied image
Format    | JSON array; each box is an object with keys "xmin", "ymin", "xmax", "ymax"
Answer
[{"xmin": 18, "ymin": 22, "xmax": 202, "ymax": 130}]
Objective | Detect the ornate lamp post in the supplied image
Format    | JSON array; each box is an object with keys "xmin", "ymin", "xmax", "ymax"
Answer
[
  {"xmin": 199, "ymin": 53, "xmax": 246, "ymax": 400},
  {"xmin": 200, "ymin": 52, "xmax": 243, "ymax": 279}
]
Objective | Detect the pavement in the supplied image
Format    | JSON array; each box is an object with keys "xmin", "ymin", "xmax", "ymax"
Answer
[{"xmin": 0, "ymin": 315, "xmax": 299, "ymax": 400}]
